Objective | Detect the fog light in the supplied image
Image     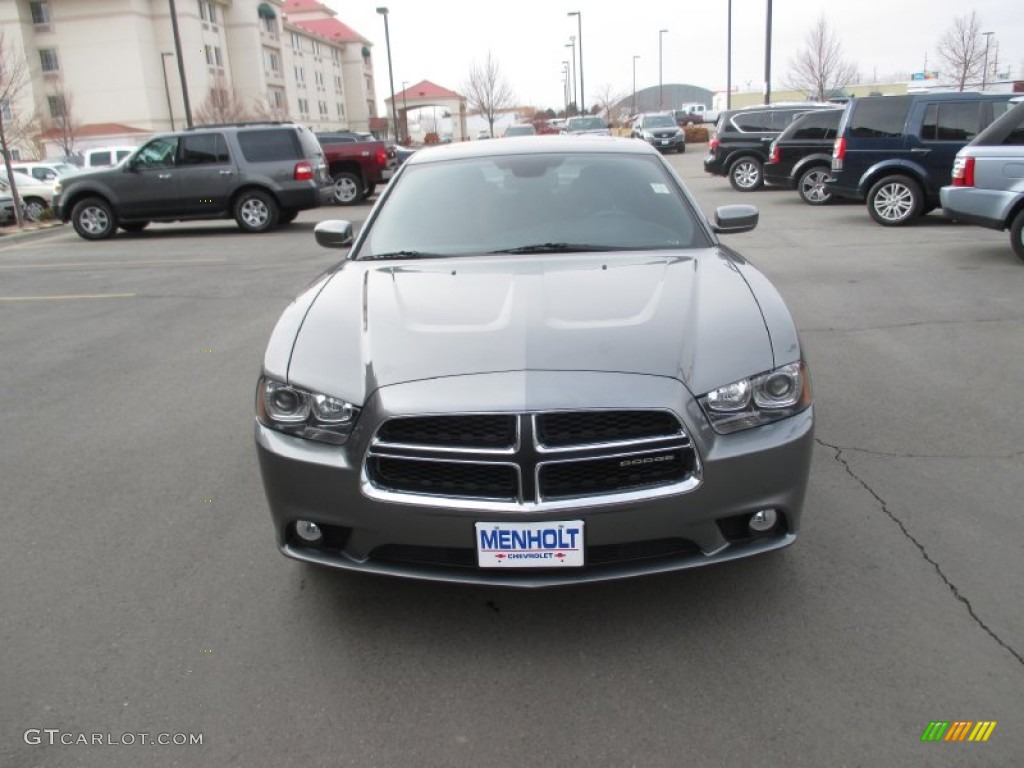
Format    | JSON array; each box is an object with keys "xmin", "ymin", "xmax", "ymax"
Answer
[
  {"xmin": 749, "ymin": 509, "xmax": 778, "ymax": 533},
  {"xmin": 295, "ymin": 520, "xmax": 323, "ymax": 543}
]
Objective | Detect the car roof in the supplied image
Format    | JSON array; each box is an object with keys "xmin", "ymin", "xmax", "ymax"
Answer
[{"xmin": 405, "ymin": 136, "xmax": 657, "ymax": 166}]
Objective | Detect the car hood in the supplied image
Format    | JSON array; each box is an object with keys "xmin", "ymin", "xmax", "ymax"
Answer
[{"xmin": 283, "ymin": 250, "xmax": 774, "ymax": 402}]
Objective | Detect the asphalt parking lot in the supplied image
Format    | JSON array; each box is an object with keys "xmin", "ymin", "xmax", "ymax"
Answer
[{"xmin": 2, "ymin": 149, "xmax": 1022, "ymax": 767}]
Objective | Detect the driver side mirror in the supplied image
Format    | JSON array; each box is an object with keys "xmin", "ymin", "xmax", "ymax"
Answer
[
  {"xmin": 711, "ymin": 205, "xmax": 759, "ymax": 234},
  {"xmin": 314, "ymin": 220, "xmax": 354, "ymax": 249}
]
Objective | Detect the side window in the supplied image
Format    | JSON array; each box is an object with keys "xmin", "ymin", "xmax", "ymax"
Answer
[
  {"xmin": 732, "ymin": 111, "xmax": 771, "ymax": 132},
  {"xmin": 236, "ymin": 129, "xmax": 302, "ymax": 162},
  {"xmin": 91, "ymin": 151, "xmax": 112, "ymax": 166},
  {"xmin": 921, "ymin": 102, "xmax": 981, "ymax": 142},
  {"xmin": 134, "ymin": 137, "xmax": 179, "ymax": 168},
  {"xmin": 180, "ymin": 134, "xmax": 230, "ymax": 165},
  {"xmin": 1005, "ymin": 119, "xmax": 1024, "ymax": 146},
  {"xmin": 34, "ymin": 168, "xmax": 55, "ymax": 181},
  {"xmin": 770, "ymin": 111, "xmax": 802, "ymax": 130},
  {"xmin": 849, "ymin": 97, "xmax": 912, "ymax": 138}
]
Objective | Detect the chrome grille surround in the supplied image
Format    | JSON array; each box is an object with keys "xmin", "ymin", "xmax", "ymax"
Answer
[{"xmin": 363, "ymin": 410, "xmax": 701, "ymax": 510}]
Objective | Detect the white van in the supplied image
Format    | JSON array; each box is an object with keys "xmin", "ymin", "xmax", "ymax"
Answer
[{"xmin": 80, "ymin": 146, "xmax": 137, "ymax": 168}]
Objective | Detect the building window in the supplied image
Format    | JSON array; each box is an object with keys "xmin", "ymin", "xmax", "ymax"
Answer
[
  {"xmin": 260, "ymin": 15, "xmax": 277, "ymax": 38},
  {"xmin": 336, "ymin": 102, "xmax": 344, "ymax": 117},
  {"xmin": 312, "ymin": 41, "xmax": 321, "ymax": 57},
  {"xmin": 318, "ymin": 100, "xmax": 328, "ymax": 117},
  {"xmin": 314, "ymin": 70, "xmax": 324, "ymax": 90},
  {"xmin": 270, "ymin": 88, "xmax": 286, "ymax": 110},
  {"xmin": 263, "ymin": 48, "xmax": 281, "ymax": 75},
  {"xmin": 47, "ymin": 94, "xmax": 66, "ymax": 118},
  {"xmin": 331, "ymin": 48, "xmax": 341, "ymax": 66},
  {"xmin": 291, "ymin": 32, "xmax": 302, "ymax": 52},
  {"xmin": 9, "ymin": 148, "xmax": 21, "ymax": 160},
  {"xmin": 294, "ymin": 66, "xmax": 305, "ymax": 86},
  {"xmin": 214, "ymin": 46, "xmax": 223, "ymax": 67},
  {"xmin": 199, "ymin": 1, "xmax": 217, "ymax": 25},
  {"xmin": 333, "ymin": 75, "xmax": 342, "ymax": 92},
  {"xmin": 39, "ymin": 48, "xmax": 59, "ymax": 73},
  {"xmin": 30, "ymin": 1, "xmax": 51, "ymax": 25},
  {"xmin": 205, "ymin": 47, "xmax": 214, "ymax": 66},
  {"xmin": 298, "ymin": 97, "xmax": 309, "ymax": 115}
]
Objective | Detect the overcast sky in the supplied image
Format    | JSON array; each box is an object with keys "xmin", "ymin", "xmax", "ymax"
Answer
[{"xmin": 327, "ymin": 0, "xmax": 1024, "ymax": 111}]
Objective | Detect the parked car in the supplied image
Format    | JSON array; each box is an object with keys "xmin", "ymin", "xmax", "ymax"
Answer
[
  {"xmin": 940, "ymin": 101, "xmax": 1024, "ymax": 261},
  {"xmin": 631, "ymin": 113, "xmax": 685, "ymax": 153},
  {"xmin": 53, "ymin": 122, "xmax": 331, "ymax": 239},
  {"xmin": 0, "ymin": 184, "xmax": 26, "ymax": 226},
  {"xmin": 254, "ymin": 137, "xmax": 814, "ymax": 587},
  {"xmin": 0, "ymin": 169, "xmax": 56, "ymax": 221},
  {"xmin": 503, "ymin": 124, "xmax": 538, "ymax": 137},
  {"xmin": 563, "ymin": 116, "xmax": 611, "ymax": 136},
  {"xmin": 318, "ymin": 137, "xmax": 394, "ymax": 205},
  {"xmin": 704, "ymin": 103, "xmax": 836, "ymax": 191},
  {"xmin": 827, "ymin": 92, "xmax": 1016, "ymax": 226},
  {"xmin": 764, "ymin": 108, "xmax": 843, "ymax": 204},
  {"xmin": 315, "ymin": 131, "xmax": 375, "ymax": 144},
  {"xmin": 678, "ymin": 102, "xmax": 718, "ymax": 125},
  {"xmin": 73, "ymin": 146, "xmax": 138, "ymax": 169},
  {"xmin": 12, "ymin": 161, "xmax": 82, "ymax": 183}
]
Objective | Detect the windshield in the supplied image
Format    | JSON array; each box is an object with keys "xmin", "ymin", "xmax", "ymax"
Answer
[
  {"xmin": 643, "ymin": 115, "xmax": 677, "ymax": 129},
  {"xmin": 568, "ymin": 117, "xmax": 606, "ymax": 131},
  {"xmin": 357, "ymin": 153, "xmax": 708, "ymax": 258}
]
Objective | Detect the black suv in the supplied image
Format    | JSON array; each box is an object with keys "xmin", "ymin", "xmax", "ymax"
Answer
[
  {"xmin": 827, "ymin": 92, "xmax": 1016, "ymax": 226},
  {"xmin": 54, "ymin": 123, "xmax": 332, "ymax": 240},
  {"xmin": 764, "ymin": 108, "xmax": 843, "ymax": 204},
  {"xmin": 704, "ymin": 103, "xmax": 836, "ymax": 191}
]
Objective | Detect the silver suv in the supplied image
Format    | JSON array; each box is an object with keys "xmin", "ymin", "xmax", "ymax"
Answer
[
  {"xmin": 53, "ymin": 123, "xmax": 332, "ymax": 240},
  {"xmin": 940, "ymin": 101, "xmax": 1024, "ymax": 261}
]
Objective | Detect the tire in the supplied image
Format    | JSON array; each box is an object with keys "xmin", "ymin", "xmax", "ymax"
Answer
[
  {"xmin": 797, "ymin": 166, "xmax": 832, "ymax": 206},
  {"xmin": 729, "ymin": 157, "xmax": 763, "ymax": 191},
  {"xmin": 23, "ymin": 197, "xmax": 47, "ymax": 222},
  {"xmin": 278, "ymin": 210, "xmax": 298, "ymax": 224},
  {"xmin": 120, "ymin": 222, "xmax": 149, "ymax": 232},
  {"xmin": 1010, "ymin": 209, "xmax": 1024, "ymax": 262},
  {"xmin": 678, "ymin": 144, "xmax": 686, "ymax": 154},
  {"xmin": 362, "ymin": 183, "xmax": 377, "ymax": 200},
  {"xmin": 867, "ymin": 174, "xmax": 922, "ymax": 226},
  {"xmin": 332, "ymin": 172, "xmax": 363, "ymax": 206},
  {"xmin": 71, "ymin": 196, "xmax": 117, "ymax": 240},
  {"xmin": 234, "ymin": 189, "xmax": 279, "ymax": 233}
]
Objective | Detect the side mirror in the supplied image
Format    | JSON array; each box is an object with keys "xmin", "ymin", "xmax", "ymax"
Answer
[
  {"xmin": 712, "ymin": 205, "xmax": 759, "ymax": 235},
  {"xmin": 314, "ymin": 220, "xmax": 354, "ymax": 249}
]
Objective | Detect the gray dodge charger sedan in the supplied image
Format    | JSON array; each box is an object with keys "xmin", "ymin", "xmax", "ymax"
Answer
[{"xmin": 255, "ymin": 137, "xmax": 814, "ymax": 587}]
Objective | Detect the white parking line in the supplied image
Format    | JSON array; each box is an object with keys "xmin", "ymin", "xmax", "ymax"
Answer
[
  {"xmin": 0, "ymin": 293, "xmax": 136, "ymax": 301},
  {"xmin": 0, "ymin": 258, "xmax": 227, "ymax": 270}
]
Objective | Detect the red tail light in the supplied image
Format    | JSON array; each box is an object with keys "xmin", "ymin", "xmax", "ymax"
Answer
[
  {"xmin": 375, "ymin": 148, "xmax": 387, "ymax": 167},
  {"xmin": 294, "ymin": 161, "xmax": 314, "ymax": 181},
  {"xmin": 832, "ymin": 137, "xmax": 846, "ymax": 171},
  {"xmin": 709, "ymin": 136, "xmax": 720, "ymax": 151},
  {"xmin": 951, "ymin": 156, "xmax": 975, "ymax": 187},
  {"xmin": 768, "ymin": 144, "xmax": 779, "ymax": 164}
]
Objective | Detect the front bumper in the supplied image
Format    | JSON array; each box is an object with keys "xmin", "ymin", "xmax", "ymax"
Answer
[
  {"xmin": 642, "ymin": 135, "xmax": 685, "ymax": 152},
  {"xmin": 255, "ymin": 371, "xmax": 814, "ymax": 587}
]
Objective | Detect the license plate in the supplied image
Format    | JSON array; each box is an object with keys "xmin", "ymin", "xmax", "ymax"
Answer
[
  {"xmin": 475, "ymin": 520, "xmax": 584, "ymax": 568},
  {"xmin": 660, "ymin": 140, "xmax": 670, "ymax": 145}
]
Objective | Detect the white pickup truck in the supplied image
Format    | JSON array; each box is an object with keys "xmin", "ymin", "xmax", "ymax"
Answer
[{"xmin": 677, "ymin": 103, "xmax": 719, "ymax": 125}]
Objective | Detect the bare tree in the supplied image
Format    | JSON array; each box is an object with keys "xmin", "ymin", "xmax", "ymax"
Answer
[
  {"xmin": 936, "ymin": 11, "xmax": 984, "ymax": 91},
  {"xmin": 590, "ymin": 83, "xmax": 622, "ymax": 125},
  {"xmin": 784, "ymin": 16, "xmax": 858, "ymax": 102},
  {"xmin": 43, "ymin": 77, "xmax": 80, "ymax": 159},
  {"xmin": 0, "ymin": 29, "xmax": 30, "ymax": 227},
  {"xmin": 194, "ymin": 75, "xmax": 251, "ymax": 125},
  {"xmin": 462, "ymin": 52, "xmax": 514, "ymax": 137},
  {"xmin": 251, "ymin": 96, "xmax": 287, "ymax": 123}
]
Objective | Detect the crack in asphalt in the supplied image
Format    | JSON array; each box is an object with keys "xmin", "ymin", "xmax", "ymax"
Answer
[
  {"xmin": 817, "ymin": 444, "xmax": 1024, "ymax": 461},
  {"xmin": 815, "ymin": 437, "xmax": 1024, "ymax": 668},
  {"xmin": 801, "ymin": 316, "xmax": 1024, "ymax": 334}
]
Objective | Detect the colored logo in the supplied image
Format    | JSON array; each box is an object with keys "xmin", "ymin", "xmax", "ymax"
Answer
[{"xmin": 921, "ymin": 721, "xmax": 997, "ymax": 742}]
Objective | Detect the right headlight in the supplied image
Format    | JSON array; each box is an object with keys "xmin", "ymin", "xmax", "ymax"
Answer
[
  {"xmin": 256, "ymin": 376, "xmax": 360, "ymax": 445},
  {"xmin": 699, "ymin": 362, "xmax": 811, "ymax": 434}
]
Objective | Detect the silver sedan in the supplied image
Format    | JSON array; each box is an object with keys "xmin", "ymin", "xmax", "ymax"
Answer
[{"xmin": 255, "ymin": 137, "xmax": 814, "ymax": 586}]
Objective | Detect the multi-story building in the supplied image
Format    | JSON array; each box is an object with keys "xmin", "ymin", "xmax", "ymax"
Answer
[{"xmin": 0, "ymin": 0, "xmax": 380, "ymax": 159}]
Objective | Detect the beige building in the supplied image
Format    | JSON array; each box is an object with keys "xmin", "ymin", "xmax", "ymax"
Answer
[{"xmin": 0, "ymin": 0, "xmax": 380, "ymax": 160}]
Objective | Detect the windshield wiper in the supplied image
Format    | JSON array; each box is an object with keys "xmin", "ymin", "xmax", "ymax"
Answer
[
  {"xmin": 489, "ymin": 242, "xmax": 620, "ymax": 254},
  {"xmin": 364, "ymin": 250, "xmax": 449, "ymax": 260}
]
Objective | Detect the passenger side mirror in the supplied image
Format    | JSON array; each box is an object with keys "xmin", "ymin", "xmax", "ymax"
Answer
[
  {"xmin": 314, "ymin": 220, "xmax": 354, "ymax": 248},
  {"xmin": 711, "ymin": 205, "xmax": 759, "ymax": 234}
]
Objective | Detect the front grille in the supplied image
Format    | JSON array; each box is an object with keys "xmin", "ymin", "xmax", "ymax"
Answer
[
  {"xmin": 537, "ymin": 410, "xmax": 680, "ymax": 447},
  {"xmin": 367, "ymin": 456, "xmax": 517, "ymax": 500},
  {"xmin": 539, "ymin": 450, "xmax": 692, "ymax": 500},
  {"xmin": 366, "ymin": 410, "xmax": 699, "ymax": 506},
  {"xmin": 376, "ymin": 414, "xmax": 516, "ymax": 450}
]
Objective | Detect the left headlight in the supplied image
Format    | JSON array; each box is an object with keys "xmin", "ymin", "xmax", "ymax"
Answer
[
  {"xmin": 256, "ymin": 376, "xmax": 359, "ymax": 445},
  {"xmin": 699, "ymin": 362, "xmax": 811, "ymax": 434}
]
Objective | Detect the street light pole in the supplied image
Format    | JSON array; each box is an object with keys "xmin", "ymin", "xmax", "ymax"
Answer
[
  {"xmin": 658, "ymin": 29, "xmax": 668, "ymax": 111},
  {"xmin": 400, "ymin": 80, "xmax": 408, "ymax": 142},
  {"xmin": 167, "ymin": 0, "xmax": 192, "ymax": 128},
  {"xmin": 763, "ymin": 0, "xmax": 773, "ymax": 105},
  {"xmin": 982, "ymin": 31, "xmax": 994, "ymax": 90},
  {"xmin": 727, "ymin": 0, "xmax": 732, "ymax": 109},
  {"xmin": 160, "ymin": 52, "xmax": 175, "ymax": 131},
  {"xmin": 568, "ymin": 11, "xmax": 583, "ymax": 113},
  {"xmin": 562, "ymin": 61, "xmax": 570, "ymax": 114},
  {"xmin": 375, "ymin": 7, "xmax": 399, "ymax": 142},
  {"xmin": 566, "ymin": 38, "xmax": 576, "ymax": 113},
  {"xmin": 632, "ymin": 55, "xmax": 640, "ymax": 115}
]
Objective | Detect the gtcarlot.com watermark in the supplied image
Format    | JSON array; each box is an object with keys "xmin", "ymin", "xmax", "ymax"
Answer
[{"xmin": 24, "ymin": 729, "xmax": 203, "ymax": 747}]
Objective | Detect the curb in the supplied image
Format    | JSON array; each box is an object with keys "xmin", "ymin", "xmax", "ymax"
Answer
[{"xmin": 0, "ymin": 221, "xmax": 67, "ymax": 244}]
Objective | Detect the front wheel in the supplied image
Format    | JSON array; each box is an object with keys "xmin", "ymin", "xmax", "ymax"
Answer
[
  {"xmin": 1010, "ymin": 209, "xmax": 1024, "ymax": 262},
  {"xmin": 332, "ymin": 172, "xmax": 363, "ymax": 206},
  {"xmin": 23, "ymin": 197, "xmax": 47, "ymax": 222},
  {"xmin": 677, "ymin": 144, "xmax": 686, "ymax": 154},
  {"xmin": 729, "ymin": 157, "xmax": 763, "ymax": 191},
  {"xmin": 797, "ymin": 166, "xmax": 832, "ymax": 205},
  {"xmin": 362, "ymin": 183, "xmax": 377, "ymax": 200},
  {"xmin": 867, "ymin": 175, "xmax": 922, "ymax": 226},
  {"xmin": 71, "ymin": 197, "xmax": 117, "ymax": 240},
  {"xmin": 234, "ymin": 190, "xmax": 279, "ymax": 233}
]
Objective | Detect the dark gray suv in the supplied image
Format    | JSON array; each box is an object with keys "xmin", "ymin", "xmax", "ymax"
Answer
[{"xmin": 53, "ymin": 123, "xmax": 332, "ymax": 239}]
